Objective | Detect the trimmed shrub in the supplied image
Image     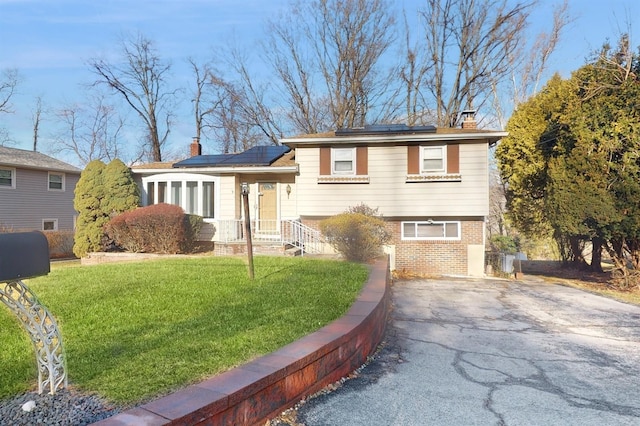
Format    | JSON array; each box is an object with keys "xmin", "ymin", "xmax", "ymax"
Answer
[
  {"xmin": 102, "ymin": 159, "xmax": 140, "ymax": 216},
  {"xmin": 105, "ymin": 203, "xmax": 198, "ymax": 254},
  {"xmin": 320, "ymin": 207, "xmax": 391, "ymax": 262},
  {"xmin": 44, "ymin": 230, "xmax": 75, "ymax": 259},
  {"xmin": 183, "ymin": 214, "xmax": 204, "ymax": 252},
  {"xmin": 74, "ymin": 160, "xmax": 108, "ymax": 257}
]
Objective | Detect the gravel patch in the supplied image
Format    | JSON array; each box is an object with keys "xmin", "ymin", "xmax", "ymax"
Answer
[{"xmin": 0, "ymin": 389, "xmax": 121, "ymax": 425}]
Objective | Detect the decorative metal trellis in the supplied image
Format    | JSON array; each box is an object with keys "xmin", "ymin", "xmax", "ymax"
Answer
[
  {"xmin": 0, "ymin": 280, "xmax": 67, "ymax": 394},
  {"xmin": 0, "ymin": 231, "xmax": 66, "ymax": 395}
]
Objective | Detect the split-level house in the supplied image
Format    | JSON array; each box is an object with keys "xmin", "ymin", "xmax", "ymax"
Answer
[
  {"xmin": 0, "ymin": 146, "xmax": 81, "ymax": 232},
  {"xmin": 132, "ymin": 116, "xmax": 506, "ymax": 276}
]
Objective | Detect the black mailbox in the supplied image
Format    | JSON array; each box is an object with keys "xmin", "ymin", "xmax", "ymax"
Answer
[{"xmin": 0, "ymin": 231, "xmax": 50, "ymax": 282}]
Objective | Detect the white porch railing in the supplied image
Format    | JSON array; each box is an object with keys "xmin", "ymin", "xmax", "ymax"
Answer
[{"xmin": 216, "ymin": 219, "xmax": 324, "ymax": 255}]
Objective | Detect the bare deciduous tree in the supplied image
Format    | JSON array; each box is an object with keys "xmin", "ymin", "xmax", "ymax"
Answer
[
  {"xmin": 52, "ymin": 94, "xmax": 126, "ymax": 166},
  {"xmin": 188, "ymin": 57, "xmax": 220, "ymax": 142},
  {"xmin": 225, "ymin": 0, "xmax": 396, "ymax": 141},
  {"xmin": 414, "ymin": 0, "xmax": 536, "ymax": 128},
  {"xmin": 491, "ymin": 0, "xmax": 571, "ymax": 127},
  {"xmin": 32, "ymin": 96, "xmax": 44, "ymax": 152},
  {"xmin": 89, "ymin": 33, "xmax": 175, "ymax": 162},
  {"xmin": 0, "ymin": 68, "xmax": 20, "ymax": 145},
  {"xmin": 188, "ymin": 57, "xmax": 263, "ymax": 152},
  {"xmin": 0, "ymin": 68, "xmax": 19, "ymax": 115}
]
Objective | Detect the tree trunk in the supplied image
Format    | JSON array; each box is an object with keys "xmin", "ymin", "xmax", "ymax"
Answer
[{"xmin": 590, "ymin": 237, "xmax": 604, "ymax": 273}]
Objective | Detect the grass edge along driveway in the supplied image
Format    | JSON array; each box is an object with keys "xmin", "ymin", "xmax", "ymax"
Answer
[{"xmin": 0, "ymin": 256, "xmax": 369, "ymax": 405}]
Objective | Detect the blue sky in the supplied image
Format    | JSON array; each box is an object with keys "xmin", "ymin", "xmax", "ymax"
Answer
[{"xmin": 0, "ymin": 0, "xmax": 638, "ymax": 163}]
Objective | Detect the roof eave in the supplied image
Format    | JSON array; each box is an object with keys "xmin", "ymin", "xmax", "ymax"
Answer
[
  {"xmin": 132, "ymin": 165, "xmax": 299, "ymax": 174},
  {"xmin": 281, "ymin": 131, "xmax": 508, "ymax": 147}
]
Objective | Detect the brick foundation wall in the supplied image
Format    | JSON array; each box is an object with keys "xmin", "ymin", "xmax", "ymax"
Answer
[
  {"xmin": 392, "ymin": 220, "xmax": 484, "ymax": 276},
  {"xmin": 300, "ymin": 217, "xmax": 484, "ymax": 276}
]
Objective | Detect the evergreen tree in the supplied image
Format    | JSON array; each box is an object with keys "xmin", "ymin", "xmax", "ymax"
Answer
[
  {"xmin": 73, "ymin": 160, "xmax": 108, "ymax": 257},
  {"xmin": 496, "ymin": 34, "xmax": 640, "ymax": 275},
  {"xmin": 102, "ymin": 159, "xmax": 140, "ymax": 217}
]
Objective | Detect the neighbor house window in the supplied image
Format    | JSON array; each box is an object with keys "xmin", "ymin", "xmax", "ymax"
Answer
[
  {"xmin": 48, "ymin": 172, "xmax": 65, "ymax": 191},
  {"xmin": 402, "ymin": 221, "xmax": 460, "ymax": 240},
  {"xmin": 421, "ymin": 146, "xmax": 445, "ymax": 173},
  {"xmin": 43, "ymin": 219, "xmax": 58, "ymax": 231},
  {"xmin": 0, "ymin": 168, "xmax": 15, "ymax": 188},
  {"xmin": 332, "ymin": 147, "xmax": 356, "ymax": 175}
]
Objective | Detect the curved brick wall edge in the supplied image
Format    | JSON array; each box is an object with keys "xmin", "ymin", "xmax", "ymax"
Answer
[{"xmin": 93, "ymin": 257, "xmax": 391, "ymax": 426}]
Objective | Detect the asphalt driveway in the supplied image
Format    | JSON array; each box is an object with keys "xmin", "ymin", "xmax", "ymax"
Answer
[{"xmin": 291, "ymin": 276, "xmax": 640, "ymax": 425}]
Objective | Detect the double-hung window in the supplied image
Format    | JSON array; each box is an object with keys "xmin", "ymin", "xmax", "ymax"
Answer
[
  {"xmin": 48, "ymin": 172, "xmax": 65, "ymax": 191},
  {"xmin": 402, "ymin": 221, "xmax": 460, "ymax": 240},
  {"xmin": 319, "ymin": 146, "xmax": 368, "ymax": 183},
  {"xmin": 421, "ymin": 146, "xmax": 445, "ymax": 173},
  {"xmin": 0, "ymin": 168, "xmax": 15, "ymax": 188},
  {"xmin": 332, "ymin": 147, "xmax": 356, "ymax": 175}
]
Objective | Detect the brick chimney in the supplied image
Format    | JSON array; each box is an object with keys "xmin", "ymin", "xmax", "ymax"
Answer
[
  {"xmin": 461, "ymin": 110, "xmax": 477, "ymax": 130},
  {"xmin": 190, "ymin": 137, "xmax": 202, "ymax": 157}
]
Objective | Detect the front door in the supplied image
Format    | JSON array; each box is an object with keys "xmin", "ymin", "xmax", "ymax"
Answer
[{"xmin": 258, "ymin": 182, "xmax": 278, "ymax": 233}]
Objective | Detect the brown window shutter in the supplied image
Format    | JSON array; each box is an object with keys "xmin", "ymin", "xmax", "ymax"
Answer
[
  {"xmin": 407, "ymin": 146, "xmax": 420, "ymax": 174},
  {"xmin": 447, "ymin": 144, "xmax": 459, "ymax": 174},
  {"xmin": 319, "ymin": 147, "xmax": 331, "ymax": 175},
  {"xmin": 356, "ymin": 146, "xmax": 368, "ymax": 175}
]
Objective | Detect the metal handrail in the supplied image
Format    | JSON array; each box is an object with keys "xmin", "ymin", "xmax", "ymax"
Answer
[{"xmin": 216, "ymin": 219, "xmax": 324, "ymax": 255}]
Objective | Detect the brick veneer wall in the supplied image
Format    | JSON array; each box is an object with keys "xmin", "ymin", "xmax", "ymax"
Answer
[
  {"xmin": 301, "ymin": 217, "xmax": 484, "ymax": 276},
  {"xmin": 93, "ymin": 258, "xmax": 390, "ymax": 426},
  {"xmin": 393, "ymin": 220, "xmax": 484, "ymax": 275}
]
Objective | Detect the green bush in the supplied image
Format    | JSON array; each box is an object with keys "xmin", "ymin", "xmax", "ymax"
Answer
[
  {"xmin": 490, "ymin": 234, "xmax": 519, "ymax": 254},
  {"xmin": 105, "ymin": 204, "xmax": 201, "ymax": 254},
  {"xmin": 73, "ymin": 160, "xmax": 108, "ymax": 257},
  {"xmin": 320, "ymin": 208, "xmax": 391, "ymax": 262},
  {"xmin": 102, "ymin": 159, "xmax": 140, "ymax": 216},
  {"xmin": 183, "ymin": 214, "xmax": 204, "ymax": 252}
]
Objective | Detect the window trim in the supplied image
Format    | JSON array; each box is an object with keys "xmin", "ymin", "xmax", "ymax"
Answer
[
  {"xmin": 42, "ymin": 219, "xmax": 58, "ymax": 231},
  {"xmin": 331, "ymin": 147, "xmax": 356, "ymax": 175},
  {"xmin": 0, "ymin": 167, "xmax": 16, "ymax": 189},
  {"xmin": 420, "ymin": 146, "xmax": 446, "ymax": 174},
  {"xmin": 401, "ymin": 221, "xmax": 461, "ymax": 241},
  {"xmin": 48, "ymin": 172, "xmax": 65, "ymax": 192},
  {"xmin": 141, "ymin": 173, "xmax": 219, "ymax": 220}
]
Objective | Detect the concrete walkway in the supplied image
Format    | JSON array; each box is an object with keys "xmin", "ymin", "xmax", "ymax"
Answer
[{"xmin": 290, "ymin": 276, "xmax": 640, "ymax": 425}]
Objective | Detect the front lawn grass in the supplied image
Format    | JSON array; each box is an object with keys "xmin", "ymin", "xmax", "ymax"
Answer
[{"xmin": 0, "ymin": 256, "xmax": 368, "ymax": 405}]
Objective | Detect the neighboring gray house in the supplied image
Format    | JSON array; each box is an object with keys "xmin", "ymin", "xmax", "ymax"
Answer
[{"xmin": 0, "ymin": 146, "xmax": 81, "ymax": 231}]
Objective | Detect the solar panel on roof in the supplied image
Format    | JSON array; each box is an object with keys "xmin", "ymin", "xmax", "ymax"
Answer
[
  {"xmin": 335, "ymin": 124, "xmax": 436, "ymax": 136},
  {"xmin": 173, "ymin": 145, "xmax": 290, "ymax": 168}
]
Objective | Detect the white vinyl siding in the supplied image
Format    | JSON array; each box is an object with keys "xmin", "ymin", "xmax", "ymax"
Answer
[{"xmin": 296, "ymin": 144, "xmax": 489, "ymax": 217}]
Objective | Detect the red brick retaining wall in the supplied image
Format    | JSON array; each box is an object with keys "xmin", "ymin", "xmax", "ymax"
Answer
[{"xmin": 93, "ymin": 258, "xmax": 391, "ymax": 426}]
